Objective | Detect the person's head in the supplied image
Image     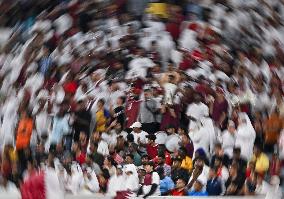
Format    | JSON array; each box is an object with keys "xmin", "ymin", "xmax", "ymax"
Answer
[
  {"xmin": 233, "ymin": 147, "xmax": 241, "ymax": 159},
  {"xmin": 144, "ymin": 89, "xmax": 153, "ymax": 100},
  {"xmin": 193, "ymin": 179, "xmax": 204, "ymax": 192},
  {"xmin": 104, "ymin": 156, "xmax": 115, "ymax": 167},
  {"xmin": 144, "ymin": 161, "xmax": 154, "ymax": 173},
  {"xmin": 85, "ymin": 154, "xmax": 94, "ymax": 165},
  {"xmin": 178, "ymin": 126, "xmax": 187, "ymax": 136},
  {"xmin": 166, "ymin": 125, "xmax": 176, "ymax": 135},
  {"xmin": 141, "ymin": 155, "xmax": 149, "ymax": 165},
  {"xmin": 114, "ymin": 122, "xmax": 122, "ymax": 132},
  {"xmin": 195, "ymin": 156, "xmax": 205, "ymax": 169},
  {"xmin": 97, "ymin": 98, "xmax": 105, "ymax": 109},
  {"xmin": 156, "ymin": 166, "xmax": 165, "ymax": 180},
  {"xmin": 209, "ymin": 167, "xmax": 219, "ymax": 179},
  {"xmin": 194, "ymin": 92, "xmax": 202, "ymax": 103},
  {"xmin": 89, "ymin": 142, "xmax": 98, "ymax": 153},
  {"xmin": 147, "ymin": 134, "xmax": 156, "ymax": 145},
  {"xmin": 130, "ymin": 122, "xmax": 142, "ymax": 133},
  {"xmin": 253, "ymin": 143, "xmax": 263, "ymax": 157},
  {"xmin": 125, "ymin": 154, "xmax": 134, "ymax": 164},
  {"xmin": 92, "ymin": 131, "xmax": 102, "ymax": 143},
  {"xmin": 157, "ymin": 154, "xmax": 166, "ymax": 165},
  {"xmin": 79, "ymin": 131, "xmax": 87, "ymax": 141},
  {"xmin": 214, "ymin": 143, "xmax": 223, "ymax": 156},
  {"xmin": 168, "ymin": 74, "xmax": 175, "ymax": 84},
  {"xmin": 116, "ymin": 96, "xmax": 125, "ymax": 106},
  {"xmin": 181, "ymin": 132, "xmax": 190, "ymax": 145},
  {"xmin": 176, "ymin": 178, "xmax": 187, "ymax": 190},
  {"xmin": 214, "ymin": 156, "xmax": 223, "ymax": 168},
  {"xmin": 172, "ymin": 157, "xmax": 182, "ymax": 169},
  {"xmin": 128, "ymin": 142, "xmax": 138, "ymax": 153},
  {"xmin": 227, "ymin": 120, "xmax": 236, "ymax": 133}
]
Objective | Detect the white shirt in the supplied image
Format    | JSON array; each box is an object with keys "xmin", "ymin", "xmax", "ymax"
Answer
[
  {"xmin": 163, "ymin": 83, "xmax": 177, "ymax": 105},
  {"xmin": 221, "ymin": 130, "xmax": 236, "ymax": 158},
  {"xmin": 142, "ymin": 171, "xmax": 160, "ymax": 196},
  {"xmin": 131, "ymin": 130, "xmax": 148, "ymax": 145},
  {"xmin": 186, "ymin": 102, "xmax": 209, "ymax": 131},
  {"xmin": 97, "ymin": 140, "xmax": 109, "ymax": 156}
]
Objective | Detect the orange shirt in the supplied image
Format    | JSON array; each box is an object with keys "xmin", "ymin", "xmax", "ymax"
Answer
[
  {"xmin": 16, "ymin": 118, "xmax": 33, "ymax": 150},
  {"xmin": 264, "ymin": 114, "xmax": 283, "ymax": 145}
]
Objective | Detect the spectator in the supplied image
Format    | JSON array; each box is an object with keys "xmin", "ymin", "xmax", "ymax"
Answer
[
  {"xmin": 169, "ymin": 177, "xmax": 188, "ymax": 196},
  {"xmin": 137, "ymin": 161, "xmax": 160, "ymax": 198},
  {"xmin": 251, "ymin": 143, "xmax": 269, "ymax": 175},
  {"xmin": 157, "ymin": 167, "xmax": 174, "ymax": 196},
  {"xmin": 206, "ymin": 167, "xmax": 223, "ymax": 196}
]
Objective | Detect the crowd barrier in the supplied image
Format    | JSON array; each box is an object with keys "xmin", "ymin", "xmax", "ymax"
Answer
[{"xmin": 0, "ymin": 194, "xmax": 266, "ymax": 199}]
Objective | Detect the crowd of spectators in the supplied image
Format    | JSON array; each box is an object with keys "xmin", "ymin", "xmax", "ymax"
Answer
[{"xmin": 0, "ymin": 0, "xmax": 284, "ymax": 198}]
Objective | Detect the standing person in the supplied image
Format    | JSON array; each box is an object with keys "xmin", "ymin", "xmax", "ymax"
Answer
[
  {"xmin": 139, "ymin": 89, "xmax": 160, "ymax": 134},
  {"xmin": 95, "ymin": 99, "xmax": 110, "ymax": 133},
  {"xmin": 49, "ymin": 107, "xmax": 70, "ymax": 152},
  {"xmin": 73, "ymin": 99, "xmax": 91, "ymax": 142},
  {"xmin": 235, "ymin": 113, "xmax": 256, "ymax": 161},
  {"xmin": 221, "ymin": 120, "xmax": 236, "ymax": 158},
  {"xmin": 209, "ymin": 87, "xmax": 228, "ymax": 131},
  {"xmin": 137, "ymin": 161, "xmax": 161, "ymax": 198},
  {"xmin": 263, "ymin": 108, "xmax": 283, "ymax": 154},
  {"xmin": 16, "ymin": 109, "xmax": 33, "ymax": 173}
]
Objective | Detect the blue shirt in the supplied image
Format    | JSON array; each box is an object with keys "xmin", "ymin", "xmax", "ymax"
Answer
[
  {"xmin": 160, "ymin": 176, "xmax": 175, "ymax": 194},
  {"xmin": 50, "ymin": 116, "xmax": 70, "ymax": 144},
  {"xmin": 206, "ymin": 178, "xmax": 222, "ymax": 196},
  {"xmin": 188, "ymin": 190, "xmax": 208, "ymax": 196},
  {"xmin": 39, "ymin": 56, "xmax": 52, "ymax": 75}
]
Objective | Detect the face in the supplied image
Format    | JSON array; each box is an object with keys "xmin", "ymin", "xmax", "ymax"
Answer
[
  {"xmin": 142, "ymin": 157, "xmax": 149, "ymax": 164},
  {"xmin": 176, "ymin": 179, "xmax": 186, "ymax": 189},
  {"xmin": 157, "ymin": 157, "xmax": 164, "ymax": 165},
  {"xmin": 228, "ymin": 125, "xmax": 235, "ymax": 133},
  {"xmin": 145, "ymin": 165, "xmax": 153, "ymax": 173},
  {"xmin": 133, "ymin": 127, "xmax": 140, "ymax": 133},
  {"xmin": 93, "ymin": 132, "xmax": 101, "ymax": 142},
  {"xmin": 193, "ymin": 181, "xmax": 203, "ymax": 192},
  {"xmin": 125, "ymin": 156, "xmax": 133, "ymax": 164},
  {"xmin": 104, "ymin": 158, "xmax": 111, "ymax": 166},
  {"xmin": 181, "ymin": 134, "xmax": 189, "ymax": 145}
]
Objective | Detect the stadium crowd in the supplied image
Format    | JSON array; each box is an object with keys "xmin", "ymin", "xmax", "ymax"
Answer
[{"xmin": 0, "ymin": 0, "xmax": 283, "ymax": 198}]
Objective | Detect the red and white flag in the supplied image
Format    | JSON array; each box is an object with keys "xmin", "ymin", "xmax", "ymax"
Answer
[{"xmin": 21, "ymin": 168, "xmax": 64, "ymax": 199}]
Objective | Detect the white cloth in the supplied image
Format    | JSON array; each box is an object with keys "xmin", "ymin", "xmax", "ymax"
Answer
[
  {"xmin": 221, "ymin": 130, "xmax": 236, "ymax": 158},
  {"xmin": 97, "ymin": 140, "xmax": 109, "ymax": 156},
  {"xmin": 45, "ymin": 167, "xmax": 65, "ymax": 199},
  {"xmin": 163, "ymin": 83, "xmax": 177, "ymax": 105},
  {"xmin": 186, "ymin": 102, "xmax": 209, "ymax": 131},
  {"xmin": 235, "ymin": 113, "xmax": 256, "ymax": 161},
  {"xmin": 142, "ymin": 172, "xmax": 160, "ymax": 196},
  {"xmin": 131, "ymin": 131, "xmax": 148, "ymax": 145},
  {"xmin": 107, "ymin": 175, "xmax": 126, "ymax": 196}
]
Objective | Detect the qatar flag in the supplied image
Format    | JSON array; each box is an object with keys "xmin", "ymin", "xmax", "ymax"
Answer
[{"xmin": 20, "ymin": 168, "xmax": 64, "ymax": 199}]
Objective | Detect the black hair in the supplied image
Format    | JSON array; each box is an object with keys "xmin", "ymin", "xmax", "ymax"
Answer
[{"xmin": 126, "ymin": 154, "xmax": 134, "ymax": 160}]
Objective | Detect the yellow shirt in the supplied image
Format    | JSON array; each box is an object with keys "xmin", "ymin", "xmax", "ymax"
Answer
[
  {"xmin": 146, "ymin": 3, "xmax": 168, "ymax": 18},
  {"xmin": 95, "ymin": 110, "xmax": 107, "ymax": 132},
  {"xmin": 181, "ymin": 156, "xmax": 193, "ymax": 171},
  {"xmin": 251, "ymin": 153, "xmax": 269, "ymax": 173}
]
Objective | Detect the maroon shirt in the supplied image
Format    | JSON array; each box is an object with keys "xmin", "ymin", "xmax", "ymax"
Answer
[{"xmin": 212, "ymin": 99, "xmax": 228, "ymax": 123}]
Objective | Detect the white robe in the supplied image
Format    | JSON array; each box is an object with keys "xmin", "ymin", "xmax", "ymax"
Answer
[
  {"xmin": 235, "ymin": 113, "xmax": 256, "ymax": 161},
  {"xmin": 221, "ymin": 130, "xmax": 236, "ymax": 158}
]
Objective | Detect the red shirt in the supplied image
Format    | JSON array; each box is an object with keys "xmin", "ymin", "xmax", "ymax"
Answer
[
  {"xmin": 170, "ymin": 188, "xmax": 187, "ymax": 196},
  {"xmin": 125, "ymin": 99, "xmax": 142, "ymax": 128},
  {"xmin": 146, "ymin": 144, "xmax": 158, "ymax": 160}
]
